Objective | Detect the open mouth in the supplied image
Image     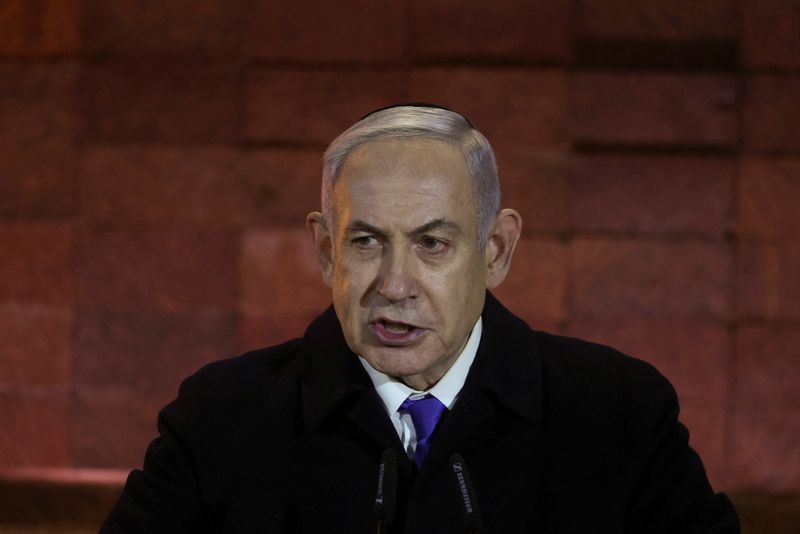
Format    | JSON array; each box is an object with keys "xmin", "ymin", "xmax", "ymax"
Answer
[{"xmin": 369, "ymin": 318, "xmax": 426, "ymax": 345}]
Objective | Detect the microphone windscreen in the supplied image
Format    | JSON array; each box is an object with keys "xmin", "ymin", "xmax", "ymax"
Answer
[
  {"xmin": 449, "ymin": 453, "xmax": 484, "ymax": 532},
  {"xmin": 374, "ymin": 449, "xmax": 397, "ymax": 524}
]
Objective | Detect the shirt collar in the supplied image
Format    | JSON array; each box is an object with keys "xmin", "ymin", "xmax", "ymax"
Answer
[{"xmin": 359, "ymin": 316, "xmax": 483, "ymax": 414}]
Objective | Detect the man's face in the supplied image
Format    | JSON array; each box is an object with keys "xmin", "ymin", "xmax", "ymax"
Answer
[{"xmin": 327, "ymin": 138, "xmax": 489, "ymax": 389}]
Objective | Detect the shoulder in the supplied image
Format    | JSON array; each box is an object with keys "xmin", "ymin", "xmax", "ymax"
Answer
[
  {"xmin": 531, "ymin": 330, "xmax": 677, "ymax": 420},
  {"xmin": 181, "ymin": 338, "xmax": 305, "ymax": 394},
  {"xmin": 162, "ymin": 338, "xmax": 306, "ymax": 431},
  {"xmin": 535, "ymin": 331, "xmax": 669, "ymax": 388},
  {"xmin": 481, "ymin": 293, "xmax": 676, "ymax": 420}
]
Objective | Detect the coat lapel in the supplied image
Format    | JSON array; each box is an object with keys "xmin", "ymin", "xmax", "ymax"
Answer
[
  {"xmin": 299, "ymin": 305, "xmax": 403, "ymax": 454},
  {"xmin": 417, "ymin": 293, "xmax": 544, "ymax": 474},
  {"xmin": 299, "ymin": 305, "xmax": 354, "ymax": 431},
  {"xmin": 418, "ymin": 381, "xmax": 497, "ymax": 472},
  {"xmin": 470, "ymin": 292, "xmax": 543, "ymax": 425}
]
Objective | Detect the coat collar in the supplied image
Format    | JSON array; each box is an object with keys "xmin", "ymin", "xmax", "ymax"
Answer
[
  {"xmin": 299, "ymin": 292, "xmax": 543, "ymax": 434},
  {"xmin": 467, "ymin": 292, "xmax": 543, "ymax": 424}
]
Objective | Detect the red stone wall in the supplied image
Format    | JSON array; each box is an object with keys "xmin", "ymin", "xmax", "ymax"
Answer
[{"xmin": 1, "ymin": 0, "xmax": 798, "ymax": 494}]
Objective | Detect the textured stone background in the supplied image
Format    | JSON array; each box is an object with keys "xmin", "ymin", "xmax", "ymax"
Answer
[{"xmin": 1, "ymin": 0, "xmax": 799, "ymax": 498}]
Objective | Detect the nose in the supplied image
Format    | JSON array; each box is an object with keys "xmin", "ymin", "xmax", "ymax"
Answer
[{"xmin": 376, "ymin": 247, "xmax": 418, "ymax": 303}]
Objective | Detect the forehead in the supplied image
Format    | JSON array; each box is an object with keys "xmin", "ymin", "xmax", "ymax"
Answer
[{"xmin": 333, "ymin": 138, "xmax": 476, "ymax": 228}]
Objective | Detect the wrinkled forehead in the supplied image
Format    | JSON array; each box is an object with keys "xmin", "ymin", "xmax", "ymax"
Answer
[{"xmin": 329, "ymin": 139, "xmax": 477, "ymax": 238}]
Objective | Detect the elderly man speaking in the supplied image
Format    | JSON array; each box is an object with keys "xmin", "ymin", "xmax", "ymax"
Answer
[{"xmin": 102, "ymin": 105, "xmax": 740, "ymax": 533}]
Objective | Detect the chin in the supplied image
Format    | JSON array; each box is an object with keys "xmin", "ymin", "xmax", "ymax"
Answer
[{"xmin": 361, "ymin": 346, "xmax": 431, "ymax": 379}]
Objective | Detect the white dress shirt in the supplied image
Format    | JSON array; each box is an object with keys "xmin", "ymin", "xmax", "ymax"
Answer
[{"xmin": 359, "ymin": 317, "xmax": 483, "ymax": 460}]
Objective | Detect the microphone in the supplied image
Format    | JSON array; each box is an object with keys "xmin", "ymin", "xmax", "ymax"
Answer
[
  {"xmin": 449, "ymin": 453, "xmax": 484, "ymax": 534},
  {"xmin": 374, "ymin": 449, "xmax": 397, "ymax": 534}
]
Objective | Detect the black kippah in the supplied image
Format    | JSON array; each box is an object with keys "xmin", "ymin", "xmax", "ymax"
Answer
[{"xmin": 358, "ymin": 102, "xmax": 474, "ymax": 128}]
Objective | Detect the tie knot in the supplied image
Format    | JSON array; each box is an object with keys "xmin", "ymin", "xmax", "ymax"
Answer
[{"xmin": 399, "ymin": 394, "xmax": 445, "ymax": 418}]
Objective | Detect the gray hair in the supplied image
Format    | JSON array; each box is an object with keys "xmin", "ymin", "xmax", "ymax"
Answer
[{"xmin": 321, "ymin": 105, "xmax": 501, "ymax": 250}]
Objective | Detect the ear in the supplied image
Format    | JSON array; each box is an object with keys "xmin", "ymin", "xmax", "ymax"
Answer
[
  {"xmin": 484, "ymin": 208, "xmax": 522, "ymax": 289},
  {"xmin": 306, "ymin": 211, "xmax": 334, "ymax": 288}
]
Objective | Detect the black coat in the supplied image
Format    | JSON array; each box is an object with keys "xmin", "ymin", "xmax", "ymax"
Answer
[{"xmin": 101, "ymin": 293, "xmax": 740, "ymax": 533}]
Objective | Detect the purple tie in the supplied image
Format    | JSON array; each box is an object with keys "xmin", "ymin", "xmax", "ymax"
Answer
[{"xmin": 399, "ymin": 394, "xmax": 446, "ymax": 467}]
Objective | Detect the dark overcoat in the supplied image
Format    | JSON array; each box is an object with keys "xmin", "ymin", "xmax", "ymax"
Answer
[{"xmin": 101, "ymin": 293, "xmax": 739, "ymax": 533}]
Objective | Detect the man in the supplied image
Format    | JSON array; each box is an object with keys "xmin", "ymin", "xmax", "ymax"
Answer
[{"xmin": 102, "ymin": 104, "xmax": 740, "ymax": 533}]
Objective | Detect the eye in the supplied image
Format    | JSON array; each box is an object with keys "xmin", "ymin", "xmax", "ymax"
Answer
[
  {"xmin": 351, "ymin": 235, "xmax": 380, "ymax": 249},
  {"xmin": 419, "ymin": 236, "xmax": 448, "ymax": 254}
]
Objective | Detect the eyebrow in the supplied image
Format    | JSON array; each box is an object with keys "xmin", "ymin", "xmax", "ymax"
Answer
[
  {"xmin": 345, "ymin": 218, "xmax": 460, "ymax": 238},
  {"xmin": 411, "ymin": 218, "xmax": 460, "ymax": 236}
]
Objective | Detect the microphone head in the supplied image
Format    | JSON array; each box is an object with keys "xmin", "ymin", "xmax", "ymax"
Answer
[
  {"xmin": 449, "ymin": 453, "xmax": 484, "ymax": 532},
  {"xmin": 374, "ymin": 449, "xmax": 397, "ymax": 525}
]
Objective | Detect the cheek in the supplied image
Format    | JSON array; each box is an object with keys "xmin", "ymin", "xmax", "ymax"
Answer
[
  {"xmin": 427, "ymin": 259, "xmax": 486, "ymax": 324},
  {"xmin": 429, "ymin": 254, "xmax": 485, "ymax": 292},
  {"xmin": 425, "ymin": 269, "xmax": 477, "ymax": 311},
  {"xmin": 332, "ymin": 257, "xmax": 374, "ymax": 306}
]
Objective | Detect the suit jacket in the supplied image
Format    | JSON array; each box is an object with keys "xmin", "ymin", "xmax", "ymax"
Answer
[{"xmin": 101, "ymin": 293, "xmax": 740, "ymax": 533}]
